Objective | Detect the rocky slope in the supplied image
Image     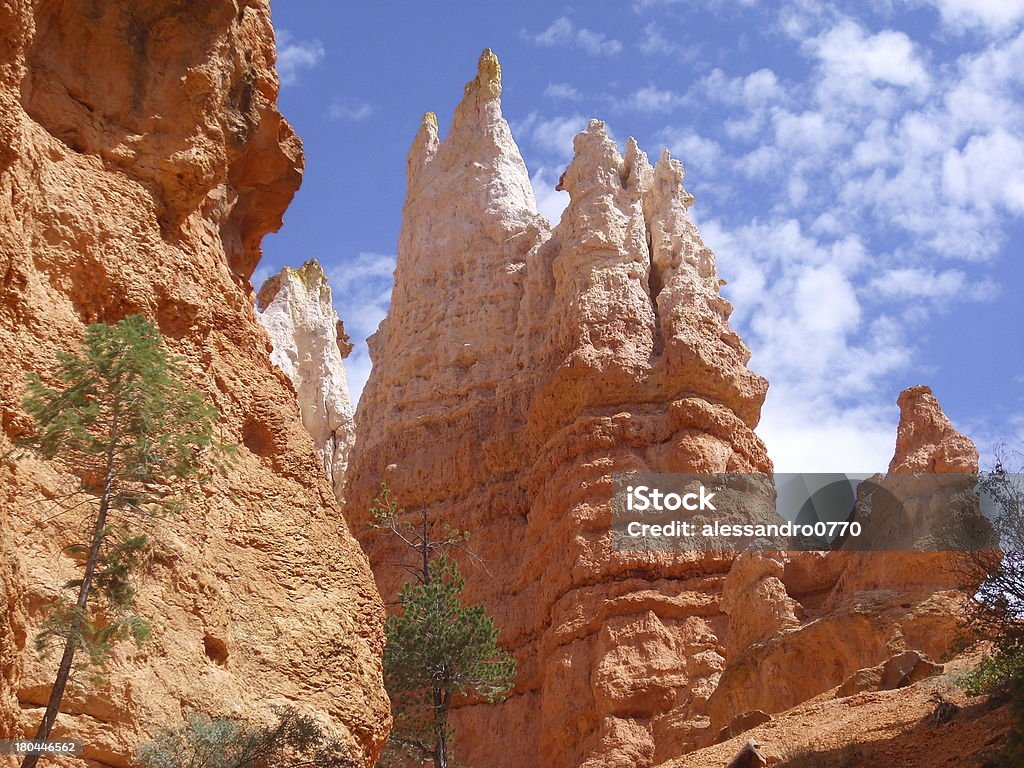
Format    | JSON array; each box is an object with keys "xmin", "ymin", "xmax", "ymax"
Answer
[
  {"xmin": 257, "ymin": 260, "xmax": 356, "ymax": 501},
  {"xmin": 705, "ymin": 384, "xmax": 983, "ymax": 739},
  {"xmin": 0, "ymin": 2, "xmax": 387, "ymax": 766},
  {"xmin": 344, "ymin": 51, "xmax": 985, "ymax": 767}
]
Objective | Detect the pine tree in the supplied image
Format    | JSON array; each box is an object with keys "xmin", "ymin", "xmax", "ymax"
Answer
[
  {"xmin": 370, "ymin": 485, "xmax": 515, "ymax": 768},
  {"xmin": 16, "ymin": 315, "xmax": 224, "ymax": 767}
]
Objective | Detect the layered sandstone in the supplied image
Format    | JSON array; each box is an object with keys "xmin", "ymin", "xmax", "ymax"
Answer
[
  {"xmin": 706, "ymin": 385, "xmax": 984, "ymax": 734},
  {"xmin": 257, "ymin": 260, "xmax": 356, "ymax": 500},
  {"xmin": 0, "ymin": 2, "xmax": 387, "ymax": 766},
  {"xmin": 345, "ymin": 50, "xmax": 773, "ymax": 768}
]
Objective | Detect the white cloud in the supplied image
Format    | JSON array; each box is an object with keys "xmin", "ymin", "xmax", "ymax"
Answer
[
  {"xmin": 518, "ymin": 113, "xmax": 589, "ymax": 160},
  {"xmin": 660, "ymin": 129, "xmax": 722, "ymax": 175},
  {"xmin": 621, "ymin": 85, "xmax": 684, "ymax": 113},
  {"xmin": 758, "ymin": 398, "xmax": 898, "ymax": 473},
  {"xmin": 919, "ymin": 0, "xmax": 1024, "ymax": 35},
  {"xmin": 639, "ymin": 21, "xmax": 680, "ymax": 55},
  {"xmin": 327, "ymin": 253, "xmax": 396, "ymax": 406},
  {"xmin": 544, "ymin": 82, "xmax": 583, "ymax": 101},
  {"xmin": 530, "ymin": 167, "xmax": 571, "ymax": 226},
  {"xmin": 942, "ymin": 129, "xmax": 1024, "ymax": 214},
  {"xmin": 812, "ymin": 21, "xmax": 930, "ymax": 90},
  {"xmin": 870, "ymin": 268, "xmax": 1000, "ymax": 301},
  {"xmin": 276, "ymin": 30, "xmax": 324, "ymax": 86},
  {"xmin": 328, "ymin": 99, "xmax": 374, "ymax": 122},
  {"xmin": 527, "ymin": 17, "xmax": 623, "ymax": 56}
]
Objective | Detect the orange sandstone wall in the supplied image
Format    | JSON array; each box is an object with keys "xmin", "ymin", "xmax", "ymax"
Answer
[{"xmin": 0, "ymin": 2, "xmax": 388, "ymax": 765}]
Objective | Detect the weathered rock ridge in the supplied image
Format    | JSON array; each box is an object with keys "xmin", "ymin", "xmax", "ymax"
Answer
[
  {"xmin": 346, "ymin": 49, "xmax": 773, "ymax": 768},
  {"xmin": 345, "ymin": 51, "xmax": 981, "ymax": 767},
  {"xmin": 0, "ymin": 2, "xmax": 387, "ymax": 766},
  {"xmin": 257, "ymin": 260, "xmax": 356, "ymax": 501}
]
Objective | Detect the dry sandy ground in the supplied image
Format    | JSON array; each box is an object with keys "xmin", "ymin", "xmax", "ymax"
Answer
[{"xmin": 666, "ymin": 648, "xmax": 1012, "ymax": 768}]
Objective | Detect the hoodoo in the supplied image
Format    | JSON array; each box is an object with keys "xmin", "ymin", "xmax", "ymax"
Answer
[
  {"xmin": 257, "ymin": 260, "xmax": 357, "ymax": 502},
  {"xmin": 345, "ymin": 49, "xmax": 773, "ymax": 768},
  {"xmin": 344, "ymin": 51, "xmax": 987, "ymax": 768}
]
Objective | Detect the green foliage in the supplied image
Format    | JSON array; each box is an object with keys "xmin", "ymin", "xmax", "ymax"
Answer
[
  {"xmin": 135, "ymin": 706, "xmax": 354, "ymax": 768},
  {"xmin": 384, "ymin": 556, "xmax": 515, "ymax": 701},
  {"xmin": 961, "ymin": 644, "xmax": 1024, "ymax": 696},
  {"xmin": 19, "ymin": 314, "xmax": 224, "ymax": 678},
  {"xmin": 371, "ymin": 484, "xmax": 515, "ymax": 768},
  {"xmin": 1000, "ymin": 671, "xmax": 1024, "ymax": 767}
]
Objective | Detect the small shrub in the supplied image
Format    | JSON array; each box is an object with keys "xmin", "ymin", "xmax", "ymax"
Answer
[
  {"xmin": 135, "ymin": 706, "xmax": 354, "ymax": 768},
  {"xmin": 960, "ymin": 644, "xmax": 1024, "ymax": 697}
]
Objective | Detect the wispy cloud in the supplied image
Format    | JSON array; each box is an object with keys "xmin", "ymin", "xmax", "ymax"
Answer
[
  {"xmin": 525, "ymin": 17, "xmax": 623, "ymax": 56},
  {"xmin": 544, "ymin": 82, "xmax": 584, "ymax": 101},
  {"xmin": 276, "ymin": 30, "xmax": 324, "ymax": 86},
  {"xmin": 917, "ymin": 0, "xmax": 1024, "ymax": 35},
  {"xmin": 648, "ymin": 10, "xmax": 1024, "ymax": 469},
  {"xmin": 328, "ymin": 99, "xmax": 375, "ymax": 122},
  {"xmin": 619, "ymin": 85, "xmax": 685, "ymax": 113},
  {"xmin": 529, "ymin": 167, "xmax": 571, "ymax": 226},
  {"xmin": 515, "ymin": 113, "xmax": 590, "ymax": 160},
  {"xmin": 327, "ymin": 253, "xmax": 396, "ymax": 405}
]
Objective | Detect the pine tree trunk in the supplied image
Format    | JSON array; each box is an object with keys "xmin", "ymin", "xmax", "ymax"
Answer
[
  {"xmin": 22, "ymin": 411, "xmax": 118, "ymax": 768},
  {"xmin": 433, "ymin": 685, "xmax": 448, "ymax": 768}
]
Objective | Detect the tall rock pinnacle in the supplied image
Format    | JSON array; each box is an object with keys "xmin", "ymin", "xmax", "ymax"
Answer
[
  {"xmin": 346, "ymin": 50, "xmax": 772, "ymax": 768},
  {"xmin": 257, "ymin": 260, "xmax": 356, "ymax": 501},
  {"xmin": 889, "ymin": 384, "xmax": 979, "ymax": 473}
]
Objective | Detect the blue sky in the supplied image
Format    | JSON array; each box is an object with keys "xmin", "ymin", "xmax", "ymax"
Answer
[{"xmin": 259, "ymin": 1, "xmax": 1024, "ymax": 472}]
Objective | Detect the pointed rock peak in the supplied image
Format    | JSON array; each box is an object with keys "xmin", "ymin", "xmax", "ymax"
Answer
[
  {"xmin": 464, "ymin": 48, "xmax": 502, "ymax": 100},
  {"xmin": 557, "ymin": 119, "xmax": 623, "ymax": 196},
  {"xmin": 622, "ymin": 136, "xmax": 652, "ymax": 190},
  {"xmin": 407, "ymin": 111, "xmax": 439, "ymax": 178},
  {"xmin": 651, "ymin": 148, "xmax": 695, "ymax": 209},
  {"xmin": 654, "ymin": 147, "xmax": 683, "ymax": 186},
  {"xmin": 256, "ymin": 258, "xmax": 328, "ymax": 310},
  {"xmin": 889, "ymin": 385, "xmax": 978, "ymax": 473},
  {"xmin": 449, "ymin": 48, "xmax": 511, "ymax": 141}
]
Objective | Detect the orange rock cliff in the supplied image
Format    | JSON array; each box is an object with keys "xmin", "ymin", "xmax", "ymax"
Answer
[
  {"xmin": 0, "ymin": 1, "xmax": 388, "ymax": 765},
  {"xmin": 342, "ymin": 50, "xmax": 985, "ymax": 768}
]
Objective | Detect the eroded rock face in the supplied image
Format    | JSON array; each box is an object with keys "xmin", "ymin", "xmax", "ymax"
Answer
[
  {"xmin": 889, "ymin": 385, "xmax": 979, "ymax": 474},
  {"xmin": 257, "ymin": 260, "xmax": 356, "ymax": 501},
  {"xmin": 0, "ymin": 2, "xmax": 387, "ymax": 765},
  {"xmin": 706, "ymin": 386, "xmax": 982, "ymax": 736},
  {"xmin": 345, "ymin": 50, "xmax": 771, "ymax": 768}
]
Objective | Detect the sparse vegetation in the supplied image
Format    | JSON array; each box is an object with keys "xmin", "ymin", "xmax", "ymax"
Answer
[
  {"xmin": 16, "ymin": 315, "xmax": 227, "ymax": 767},
  {"xmin": 957, "ymin": 447, "xmax": 1024, "ymax": 766},
  {"xmin": 960, "ymin": 644, "xmax": 1024, "ymax": 697},
  {"xmin": 370, "ymin": 484, "xmax": 516, "ymax": 768},
  {"xmin": 135, "ymin": 706, "xmax": 354, "ymax": 768}
]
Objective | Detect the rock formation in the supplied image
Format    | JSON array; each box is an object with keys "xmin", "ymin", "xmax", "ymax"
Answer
[
  {"xmin": 706, "ymin": 385, "xmax": 982, "ymax": 735},
  {"xmin": 889, "ymin": 385, "xmax": 979, "ymax": 474},
  {"xmin": 0, "ymin": 2, "xmax": 388, "ymax": 765},
  {"xmin": 345, "ymin": 49, "xmax": 772, "ymax": 768},
  {"xmin": 257, "ymin": 260, "xmax": 356, "ymax": 500},
  {"xmin": 344, "ymin": 51, "xmax": 985, "ymax": 768}
]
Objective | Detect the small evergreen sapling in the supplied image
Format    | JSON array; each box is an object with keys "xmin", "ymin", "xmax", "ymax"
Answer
[
  {"xmin": 16, "ymin": 315, "xmax": 225, "ymax": 767},
  {"xmin": 370, "ymin": 485, "xmax": 515, "ymax": 768}
]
